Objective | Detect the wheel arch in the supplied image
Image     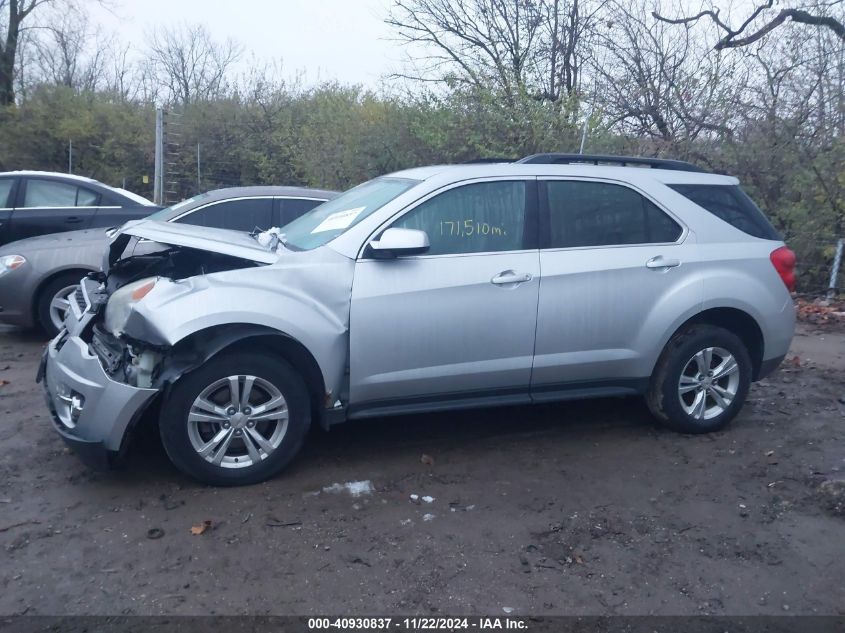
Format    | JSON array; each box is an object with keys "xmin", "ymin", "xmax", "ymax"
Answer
[
  {"xmin": 158, "ymin": 323, "xmax": 330, "ymax": 428},
  {"xmin": 659, "ymin": 307, "xmax": 765, "ymax": 380}
]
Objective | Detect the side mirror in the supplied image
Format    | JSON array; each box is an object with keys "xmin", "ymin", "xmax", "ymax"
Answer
[{"xmin": 368, "ymin": 228, "xmax": 430, "ymax": 259}]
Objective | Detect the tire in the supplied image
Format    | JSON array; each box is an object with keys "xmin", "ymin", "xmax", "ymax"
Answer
[
  {"xmin": 159, "ymin": 352, "xmax": 311, "ymax": 486},
  {"xmin": 646, "ymin": 324, "xmax": 752, "ymax": 434},
  {"xmin": 36, "ymin": 273, "xmax": 84, "ymax": 337}
]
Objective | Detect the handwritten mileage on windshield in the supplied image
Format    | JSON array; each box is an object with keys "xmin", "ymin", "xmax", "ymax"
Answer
[{"xmin": 440, "ymin": 220, "xmax": 508, "ymax": 238}]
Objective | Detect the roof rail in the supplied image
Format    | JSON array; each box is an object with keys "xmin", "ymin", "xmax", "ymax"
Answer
[
  {"xmin": 462, "ymin": 157, "xmax": 516, "ymax": 164},
  {"xmin": 516, "ymin": 153, "xmax": 706, "ymax": 173}
]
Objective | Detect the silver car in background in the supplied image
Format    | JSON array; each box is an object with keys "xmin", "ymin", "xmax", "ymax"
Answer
[
  {"xmin": 40, "ymin": 155, "xmax": 796, "ymax": 485},
  {"xmin": 0, "ymin": 186, "xmax": 337, "ymax": 335}
]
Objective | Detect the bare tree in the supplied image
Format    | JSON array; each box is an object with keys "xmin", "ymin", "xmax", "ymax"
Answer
[
  {"xmin": 32, "ymin": 6, "xmax": 105, "ymax": 91},
  {"xmin": 102, "ymin": 40, "xmax": 137, "ymax": 100},
  {"xmin": 653, "ymin": 0, "xmax": 844, "ymax": 50},
  {"xmin": 147, "ymin": 23, "xmax": 242, "ymax": 104},
  {"xmin": 387, "ymin": 0, "xmax": 604, "ymax": 105},
  {"xmin": 532, "ymin": 0, "xmax": 607, "ymax": 102},
  {"xmin": 1, "ymin": 0, "xmax": 60, "ymax": 105},
  {"xmin": 591, "ymin": 1, "xmax": 740, "ymax": 151}
]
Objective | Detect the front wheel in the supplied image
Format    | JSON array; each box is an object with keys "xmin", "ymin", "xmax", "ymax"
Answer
[
  {"xmin": 159, "ymin": 352, "xmax": 311, "ymax": 486},
  {"xmin": 647, "ymin": 325, "xmax": 752, "ymax": 434}
]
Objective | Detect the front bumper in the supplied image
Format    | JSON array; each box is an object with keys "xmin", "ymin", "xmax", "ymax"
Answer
[{"xmin": 41, "ymin": 332, "xmax": 158, "ymax": 468}]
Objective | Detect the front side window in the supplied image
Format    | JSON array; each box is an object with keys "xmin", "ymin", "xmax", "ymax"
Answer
[
  {"xmin": 23, "ymin": 179, "xmax": 100, "ymax": 208},
  {"xmin": 177, "ymin": 198, "xmax": 273, "ymax": 232},
  {"xmin": 391, "ymin": 181, "xmax": 527, "ymax": 256},
  {"xmin": 282, "ymin": 177, "xmax": 418, "ymax": 251},
  {"xmin": 545, "ymin": 180, "xmax": 682, "ymax": 248}
]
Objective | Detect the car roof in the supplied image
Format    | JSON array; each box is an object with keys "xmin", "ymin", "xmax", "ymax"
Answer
[
  {"xmin": 195, "ymin": 186, "xmax": 339, "ymax": 202},
  {"xmin": 0, "ymin": 170, "xmax": 102, "ymax": 184},
  {"xmin": 386, "ymin": 163, "xmax": 738, "ymax": 186}
]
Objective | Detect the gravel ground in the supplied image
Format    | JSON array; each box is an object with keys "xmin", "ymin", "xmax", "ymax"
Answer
[{"xmin": 0, "ymin": 323, "xmax": 843, "ymax": 616}]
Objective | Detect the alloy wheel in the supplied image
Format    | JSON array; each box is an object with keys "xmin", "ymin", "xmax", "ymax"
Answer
[
  {"xmin": 187, "ymin": 375, "xmax": 289, "ymax": 469},
  {"xmin": 677, "ymin": 346, "xmax": 740, "ymax": 421},
  {"xmin": 48, "ymin": 284, "xmax": 80, "ymax": 331}
]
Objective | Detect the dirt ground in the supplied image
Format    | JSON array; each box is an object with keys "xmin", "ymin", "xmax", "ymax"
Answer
[{"xmin": 0, "ymin": 322, "xmax": 843, "ymax": 617}]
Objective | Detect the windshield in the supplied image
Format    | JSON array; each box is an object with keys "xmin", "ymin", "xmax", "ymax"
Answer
[
  {"xmin": 282, "ymin": 177, "xmax": 419, "ymax": 250},
  {"xmin": 144, "ymin": 193, "xmax": 212, "ymax": 222}
]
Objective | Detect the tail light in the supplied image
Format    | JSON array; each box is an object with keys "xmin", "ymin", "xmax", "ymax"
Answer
[{"xmin": 770, "ymin": 246, "xmax": 796, "ymax": 292}]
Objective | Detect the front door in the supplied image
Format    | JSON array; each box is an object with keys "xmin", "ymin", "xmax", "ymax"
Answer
[{"xmin": 349, "ymin": 179, "xmax": 540, "ymax": 411}]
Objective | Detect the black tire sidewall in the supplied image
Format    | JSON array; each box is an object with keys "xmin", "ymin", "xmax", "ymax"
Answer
[
  {"xmin": 37, "ymin": 273, "xmax": 83, "ymax": 337},
  {"xmin": 159, "ymin": 352, "xmax": 311, "ymax": 486},
  {"xmin": 655, "ymin": 326, "xmax": 752, "ymax": 433}
]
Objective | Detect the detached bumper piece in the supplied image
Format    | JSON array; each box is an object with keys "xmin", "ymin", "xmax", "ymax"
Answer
[{"xmin": 41, "ymin": 333, "xmax": 158, "ymax": 469}]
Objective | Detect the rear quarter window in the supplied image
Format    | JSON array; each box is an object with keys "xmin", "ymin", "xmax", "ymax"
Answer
[{"xmin": 669, "ymin": 184, "xmax": 780, "ymax": 240}]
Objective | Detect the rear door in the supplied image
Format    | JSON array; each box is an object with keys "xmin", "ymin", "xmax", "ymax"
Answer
[
  {"xmin": 9, "ymin": 177, "xmax": 101, "ymax": 241},
  {"xmin": 0, "ymin": 176, "xmax": 16, "ymax": 245},
  {"xmin": 531, "ymin": 178, "xmax": 702, "ymax": 398}
]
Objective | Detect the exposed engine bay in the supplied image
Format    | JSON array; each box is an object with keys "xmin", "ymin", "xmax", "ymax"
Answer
[
  {"xmin": 70, "ymin": 235, "xmax": 267, "ymax": 390},
  {"xmin": 101, "ymin": 235, "xmax": 264, "ymax": 291}
]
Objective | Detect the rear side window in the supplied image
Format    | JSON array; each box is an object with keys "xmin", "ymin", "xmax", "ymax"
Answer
[
  {"xmin": 178, "ymin": 198, "xmax": 273, "ymax": 232},
  {"xmin": 669, "ymin": 184, "xmax": 780, "ymax": 240},
  {"xmin": 23, "ymin": 179, "xmax": 100, "ymax": 207},
  {"xmin": 544, "ymin": 180, "xmax": 682, "ymax": 248},
  {"xmin": 0, "ymin": 179, "xmax": 12, "ymax": 207},
  {"xmin": 280, "ymin": 198, "xmax": 325, "ymax": 226}
]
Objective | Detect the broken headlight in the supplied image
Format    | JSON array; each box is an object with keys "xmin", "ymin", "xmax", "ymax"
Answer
[{"xmin": 104, "ymin": 277, "xmax": 157, "ymax": 335}]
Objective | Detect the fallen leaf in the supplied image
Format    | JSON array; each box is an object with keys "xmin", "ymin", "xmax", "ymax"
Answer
[
  {"xmin": 0, "ymin": 379, "xmax": 9, "ymax": 386},
  {"xmin": 190, "ymin": 520, "xmax": 212, "ymax": 535}
]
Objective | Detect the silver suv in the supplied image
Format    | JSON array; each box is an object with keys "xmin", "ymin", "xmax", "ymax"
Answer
[{"xmin": 40, "ymin": 154, "xmax": 796, "ymax": 485}]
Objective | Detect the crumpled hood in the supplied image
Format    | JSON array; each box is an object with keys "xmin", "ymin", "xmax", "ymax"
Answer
[{"xmin": 118, "ymin": 220, "xmax": 281, "ymax": 264}]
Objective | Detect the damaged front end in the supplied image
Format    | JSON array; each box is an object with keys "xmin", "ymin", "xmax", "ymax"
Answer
[
  {"xmin": 85, "ymin": 232, "xmax": 269, "ymax": 389},
  {"xmin": 40, "ymin": 230, "xmax": 273, "ymax": 466}
]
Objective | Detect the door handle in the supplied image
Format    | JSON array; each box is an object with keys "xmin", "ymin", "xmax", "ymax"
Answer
[
  {"xmin": 66, "ymin": 216, "xmax": 84, "ymax": 223},
  {"xmin": 491, "ymin": 270, "xmax": 533, "ymax": 285},
  {"xmin": 645, "ymin": 256, "xmax": 680, "ymax": 269}
]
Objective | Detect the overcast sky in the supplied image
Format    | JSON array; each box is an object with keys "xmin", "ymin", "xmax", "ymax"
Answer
[{"xmin": 89, "ymin": 0, "xmax": 404, "ymax": 87}]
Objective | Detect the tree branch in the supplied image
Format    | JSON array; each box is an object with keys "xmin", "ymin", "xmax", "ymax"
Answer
[{"xmin": 653, "ymin": 3, "xmax": 844, "ymax": 50}]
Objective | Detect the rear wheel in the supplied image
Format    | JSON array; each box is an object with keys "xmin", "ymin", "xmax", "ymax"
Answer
[
  {"xmin": 159, "ymin": 352, "xmax": 311, "ymax": 486},
  {"xmin": 36, "ymin": 273, "xmax": 84, "ymax": 337},
  {"xmin": 647, "ymin": 325, "xmax": 751, "ymax": 433}
]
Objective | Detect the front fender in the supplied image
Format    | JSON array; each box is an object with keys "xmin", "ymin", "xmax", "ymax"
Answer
[{"xmin": 123, "ymin": 250, "xmax": 354, "ymax": 400}]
